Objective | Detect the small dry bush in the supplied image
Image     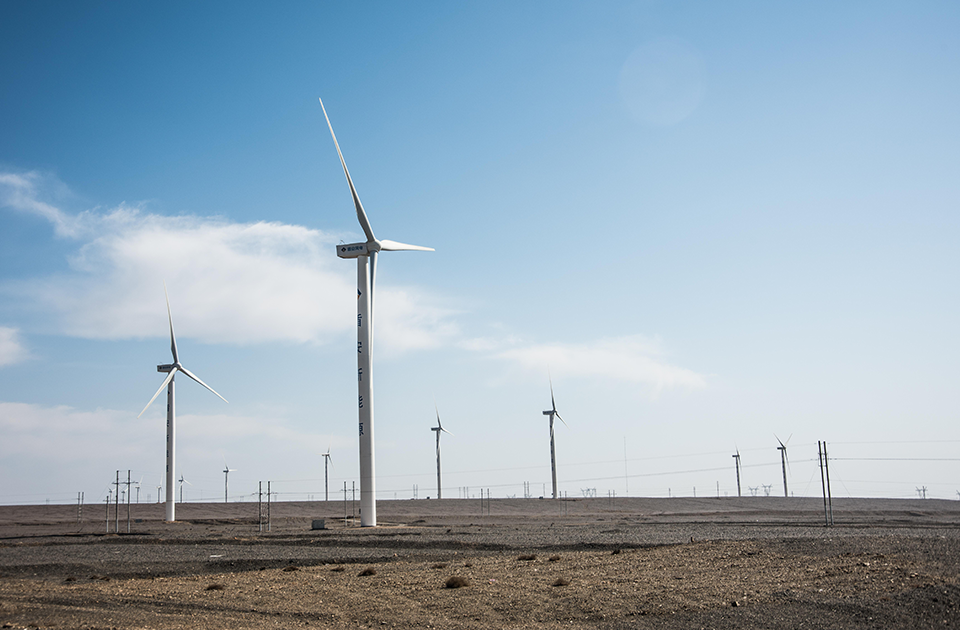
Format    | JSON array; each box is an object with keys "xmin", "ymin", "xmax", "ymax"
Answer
[
  {"xmin": 517, "ymin": 554, "xmax": 537, "ymax": 561},
  {"xmin": 282, "ymin": 565, "xmax": 300, "ymax": 572},
  {"xmin": 358, "ymin": 567, "xmax": 377, "ymax": 577},
  {"xmin": 330, "ymin": 566, "xmax": 346, "ymax": 572},
  {"xmin": 611, "ymin": 549, "xmax": 622, "ymax": 555},
  {"xmin": 205, "ymin": 583, "xmax": 225, "ymax": 591},
  {"xmin": 552, "ymin": 577, "xmax": 570, "ymax": 587},
  {"xmin": 445, "ymin": 576, "xmax": 470, "ymax": 589},
  {"xmin": 432, "ymin": 563, "xmax": 448, "ymax": 569},
  {"xmin": 548, "ymin": 555, "xmax": 561, "ymax": 562}
]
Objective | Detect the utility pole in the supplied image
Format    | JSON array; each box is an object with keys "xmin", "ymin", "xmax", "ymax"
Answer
[
  {"xmin": 732, "ymin": 452, "xmax": 742, "ymax": 497},
  {"xmin": 822, "ymin": 441, "xmax": 834, "ymax": 525},
  {"xmin": 113, "ymin": 471, "xmax": 120, "ymax": 533},
  {"xmin": 124, "ymin": 470, "xmax": 132, "ymax": 533}
]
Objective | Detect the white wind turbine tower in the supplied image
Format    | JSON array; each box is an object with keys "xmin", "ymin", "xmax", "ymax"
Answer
[
  {"xmin": 431, "ymin": 406, "xmax": 453, "ymax": 500},
  {"xmin": 542, "ymin": 377, "xmax": 567, "ymax": 500},
  {"xmin": 732, "ymin": 449, "xmax": 742, "ymax": 497},
  {"xmin": 223, "ymin": 459, "xmax": 236, "ymax": 503},
  {"xmin": 138, "ymin": 285, "xmax": 228, "ymax": 522},
  {"xmin": 319, "ymin": 97, "xmax": 433, "ymax": 527},
  {"xmin": 178, "ymin": 474, "xmax": 191, "ymax": 504},
  {"xmin": 321, "ymin": 448, "xmax": 333, "ymax": 502},
  {"xmin": 776, "ymin": 435, "xmax": 792, "ymax": 498}
]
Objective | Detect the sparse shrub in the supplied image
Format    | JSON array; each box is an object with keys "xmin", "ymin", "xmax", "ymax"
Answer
[
  {"xmin": 64, "ymin": 576, "xmax": 76, "ymax": 582},
  {"xmin": 432, "ymin": 563, "xmax": 448, "ymax": 569},
  {"xmin": 464, "ymin": 562, "xmax": 473, "ymax": 568},
  {"xmin": 358, "ymin": 567, "xmax": 377, "ymax": 576},
  {"xmin": 517, "ymin": 554, "xmax": 537, "ymax": 561},
  {"xmin": 282, "ymin": 565, "xmax": 299, "ymax": 572},
  {"xmin": 330, "ymin": 566, "xmax": 346, "ymax": 572},
  {"xmin": 548, "ymin": 555, "xmax": 561, "ymax": 562},
  {"xmin": 445, "ymin": 576, "xmax": 470, "ymax": 589},
  {"xmin": 553, "ymin": 577, "xmax": 570, "ymax": 587},
  {"xmin": 611, "ymin": 549, "xmax": 621, "ymax": 555},
  {"xmin": 206, "ymin": 583, "xmax": 224, "ymax": 591}
]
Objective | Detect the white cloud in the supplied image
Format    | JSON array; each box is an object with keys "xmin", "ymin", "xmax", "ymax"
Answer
[
  {"xmin": 495, "ymin": 335, "xmax": 707, "ymax": 393},
  {"xmin": 0, "ymin": 171, "xmax": 457, "ymax": 352},
  {"xmin": 0, "ymin": 327, "xmax": 28, "ymax": 367},
  {"xmin": 0, "ymin": 401, "xmax": 349, "ymax": 502},
  {"xmin": 0, "ymin": 171, "xmax": 707, "ymax": 387},
  {"xmin": 0, "ymin": 402, "xmax": 141, "ymax": 463}
]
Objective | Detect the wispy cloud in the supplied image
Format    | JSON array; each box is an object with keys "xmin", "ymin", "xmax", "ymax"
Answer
[
  {"xmin": 495, "ymin": 335, "xmax": 707, "ymax": 393},
  {"xmin": 0, "ymin": 171, "xmax": 82, "ymax": 238},
  {"xmin": 0, "ymin": 401, "xmax": 348, "ymax": 500},
  {"xmin": 0, "ymin": 327, "xmax": 28, "ymax": 367},
  {"xmin": 0, "ymin": 171, "xmax": 456, "ymax": 353},
  {"xmin": 1, "ymin": 170, "xmax": 706, "ymax": 389}
]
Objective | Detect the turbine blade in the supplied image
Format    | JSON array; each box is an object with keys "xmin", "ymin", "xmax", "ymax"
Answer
[
  {"xmin": 441, "ymin": 427, "xmax": 454, "ymax": 436},
  {"xmin": 163, "ymin": 282, "xmax": 179, "ymax": 364},
  {"xmin": 556, "ymin": 412, "xmax": 568, "ymax": 428},
  {"xmin": 378, "ymin": 239, "xmax": 434, "ymax": 252},
  {"xmin": 318, "ymin": 97, "xmax": 376, "ymax": 243},
  {"xmin": 549, "ymin": 376, "xmax": 556, "ymax": 413},
  {"xmin": 178, "ymin": 366, "xmax": 229, "ymax": 404},
  {"xmin": 138, "ymin": 367, "xmax": 178, "ymax": 418}
]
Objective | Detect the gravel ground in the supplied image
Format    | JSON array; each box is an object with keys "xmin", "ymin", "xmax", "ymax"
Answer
[{"xmin": 1, "ymin": 497, "xmax": 958, "ymax": 628}]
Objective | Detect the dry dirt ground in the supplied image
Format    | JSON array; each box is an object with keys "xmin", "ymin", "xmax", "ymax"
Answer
[{"xmin": 1, "ymin": 497, "xmax": 959, "ymax": 629}]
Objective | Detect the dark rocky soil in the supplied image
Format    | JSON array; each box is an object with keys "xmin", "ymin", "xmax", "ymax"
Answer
[{"xmin": 1, "ymin": 497, "xmax": 958, "ymax": 628}]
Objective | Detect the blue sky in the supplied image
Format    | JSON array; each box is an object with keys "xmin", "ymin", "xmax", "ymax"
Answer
[{"xmin": 1, "ymin": 1, "xmax": 958, "ymax": 506}]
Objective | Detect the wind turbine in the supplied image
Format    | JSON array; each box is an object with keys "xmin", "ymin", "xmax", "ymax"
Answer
[
  {"xmin": 732, "ymin": 449, "xmax": 742, "ymax": 497},
  {"xmin": 776, "ymin": 435, "xmax": 791, "ymax": 498},
  {"xmin": 431, "ymin": 406, "xmax": 453, "ymax": 500},
  {"xmin": 138, "ymin": 285, "xmax": 228, "ymax": 522},
  {"xmin": 178, "ymin": 474, "xmax": 191, "ymax": 504},
  {"xmin": 319, "ymin": 97, "xmax": 433, "ymax": 527},
  {"xmin": 542, "ymin": 377, "xmax": 567, "ymax": 500},
  {"xmin": 223, "ymin": 459, "xmax": 236, "ymax": 503},
  {"xmin": 321, "ymin": 448, "xmax": 333, "ymax": 502}
]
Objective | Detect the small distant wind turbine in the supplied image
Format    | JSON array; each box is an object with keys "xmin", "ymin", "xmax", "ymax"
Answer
[
  {"xmin": 223, "ymin": 459, "xmax": 236, "ymax": 503},
  {"xmin": 431, "ymin": 406, "xmax": 453, "ymax": 500},
  {"xmin": 542, "ymin": 377, "xmax": 567, "ymax": 500},
  {"xmin": 178, "ymin": 474, "xmax": 191, "ymax": 504},
  {"xmin": 319, "ymin": 97, "xmax": 433, "ymax": 527},
  {"xmin": 321, "ymin": 448, "xmax": 333, "ymax": 502},
  {"xmin": 776, "ymin": 435, "xmax": 791, "ymax": 498},
  {"xmin": 138, "ymin": 284, "xmax": 227, "ymax": 522},
  {"xmin": 732, "ymin": 449, "xmax": 742, "ymax": 497}
]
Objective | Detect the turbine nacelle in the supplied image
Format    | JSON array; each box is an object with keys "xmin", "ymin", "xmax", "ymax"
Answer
[{"xmin": 337, "ymin": 239, "xmax": 433, "ymax": 259}]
